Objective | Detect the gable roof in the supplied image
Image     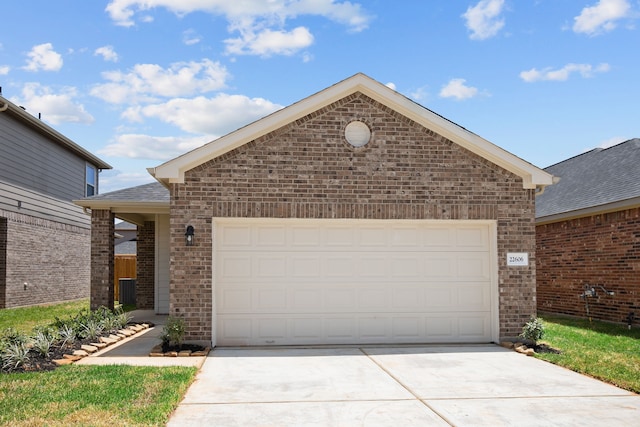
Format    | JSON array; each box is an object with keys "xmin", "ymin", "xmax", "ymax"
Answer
[
  {"xmin": 536, "ymin": 138, "xmax": 640, "ymax": 223},
  {"xmin": 0, "ymin": 95, "xmax": 112, "ymax": 170},
  {"xmin": 149, "ymin": 73, "xmax": 552, "ymax": 190}
]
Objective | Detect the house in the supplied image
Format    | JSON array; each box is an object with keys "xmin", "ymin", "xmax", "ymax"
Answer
[
  {"xmin": 536, "ymin": 139, "xmax": 640, "ymax": 325},
  {"xmin": 76, "ymin": 74, "xmax": 553, "ymax": 346},
  {"xmin": 0, "ymin": 95, "xmax": 111, "ymax": 308}
]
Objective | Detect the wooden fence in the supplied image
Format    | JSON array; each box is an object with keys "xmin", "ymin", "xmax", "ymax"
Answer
[{"xmin": 114, "ymin": 255, "xmax": 136, "ymax": 301}]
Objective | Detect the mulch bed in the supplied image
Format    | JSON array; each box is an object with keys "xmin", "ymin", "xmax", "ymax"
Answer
[
  {"xmin": 2, "ymin": 322, "xmax": 154, "ymax": 374},
  {"xmin": 532, "ymin": 343, "xmax": 562, "ymax": 354}
]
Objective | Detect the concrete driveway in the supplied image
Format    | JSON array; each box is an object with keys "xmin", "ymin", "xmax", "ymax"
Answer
[{"xmin": 167, "ymin": 345, "xmax": 640, "ymax": 426}]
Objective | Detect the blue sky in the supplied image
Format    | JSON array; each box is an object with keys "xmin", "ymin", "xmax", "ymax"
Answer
[{"xmin": 2, "ymin": 0, "xmax": 638, "ymax": 193}]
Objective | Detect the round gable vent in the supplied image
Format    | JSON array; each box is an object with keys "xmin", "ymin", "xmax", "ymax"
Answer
[{"xmin": 344, "ymin": 121, "xmax": 371, "ymax": 147}]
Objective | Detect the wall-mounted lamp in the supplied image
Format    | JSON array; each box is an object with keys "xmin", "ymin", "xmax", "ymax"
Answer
[{"xmin": 185, "ymin": 225, "xmax": 195, "ymax": 246}]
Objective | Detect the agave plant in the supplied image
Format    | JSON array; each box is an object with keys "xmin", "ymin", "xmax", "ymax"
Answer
[
  {"xmin": 1, "ymin": 342, "xmax": 30, "ymax": 372},
  {"xmin": 80, "ymin": 317, "xmax": 105, "ymax": 340},
  {"xmin": 32, "ymin": 330, "xmax": 56, "ymax": 357},
  {"xmin": 58, "ymin": 324, "xmax": 77, "ymax": 348}
]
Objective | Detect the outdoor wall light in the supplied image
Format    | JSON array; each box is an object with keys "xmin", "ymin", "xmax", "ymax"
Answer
[{"xmin": 185, "ymin": 225, "xmax": 195, "ymax": 246}]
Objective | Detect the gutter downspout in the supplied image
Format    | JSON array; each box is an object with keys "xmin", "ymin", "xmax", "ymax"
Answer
[{"xmin": 0, "ymin": 101, "xmax": 8, "ymax": 112}]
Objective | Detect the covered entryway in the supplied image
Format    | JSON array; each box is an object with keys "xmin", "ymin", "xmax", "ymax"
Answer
[{"xmin": 213, "ymin": 219, "xmax": 497, "ymax": 346}]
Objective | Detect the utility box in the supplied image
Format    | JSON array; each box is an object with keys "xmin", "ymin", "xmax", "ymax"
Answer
[{"xmin": 119, "ymin": 278, "xmax": 136, "ymax": 305}]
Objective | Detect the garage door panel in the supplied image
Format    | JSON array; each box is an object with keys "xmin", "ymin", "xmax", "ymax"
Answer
[
  {"xmin": 214, "ymin": 219, "xmax": 495, "ymax": 346},
  {"xmin": 217, "ymin": 313, "xmax": 492, "ymax": 346},
  {"xmin": 220, "ymin": 256, "xmax": 252, "ymax": 279},
  {"xmin": 256, "ymin": 256, "xmax": 287, "ymax": 277},
  {"xmin": 455, "ymin": 227, "xmax": 490, "ymax": 250}
]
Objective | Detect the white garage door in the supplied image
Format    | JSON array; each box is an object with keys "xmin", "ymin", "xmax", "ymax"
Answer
[{"xmin": 213, "ymin": 219, "xmax": 496, "ymax": 346}]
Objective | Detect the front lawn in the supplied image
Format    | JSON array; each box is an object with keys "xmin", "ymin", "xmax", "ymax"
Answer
[
  {"xmin": 536, "ymin": 314, "xmax": 640, "ymax": 393},
  {"xmin": 0, "ymin": 299, "xmax": 89, "ymax": 334},
  {"xmin": 0, "ymin": 364, "xmax": 197, "ymax": 426}
]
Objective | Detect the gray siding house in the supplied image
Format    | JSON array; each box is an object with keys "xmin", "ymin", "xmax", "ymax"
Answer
[{"xmin": 0, "ymin": 95, "xmax": 111, "ymax": 308}]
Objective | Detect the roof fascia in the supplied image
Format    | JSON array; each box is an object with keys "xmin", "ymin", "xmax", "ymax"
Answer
[
  {"xmin": 73, "ymin": 199, "xmax": 169, "ymax": 214},
  {"xmin": 0, "ymin": 96, "xmax": 112, "ymax": 170},
  {"xmin": 536, "ymin": 196, "xmax": 640, "ymax": 225},
  {"xmin": 149, "ymin": 73, "xmax": 552, "ymax": 189}
]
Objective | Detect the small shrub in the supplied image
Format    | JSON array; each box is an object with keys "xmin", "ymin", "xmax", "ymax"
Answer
[
  {"xmin": 32, "ymin": 331, "xmax": 55, "ymax": 357},
  {"xmin": 115, "ymin": 308, "xmax": 133, "ymax": 329},
  {"xmin": 160, "ymin": 316, "xmax": 185, "ymax": 347},
  {"xmin": 80, "ymin": 317, "xmax": 105, "ymax": 340},
  {"xmin": 520, "ymin": 316, "xmax": 545, "ymax": 343},
  {"xmin": 0, "ymin": 327, "xmax": 29, "ymax": 346},
  {"xmin": 58, "ymin": 324, "xmax": 76, "ymax": 348},
  {"xmin": 1, "ymin": 342, "xmax": 30, "ymax": 371},
  {"xmin": 102, "ymin": 314, "xmax": 121, "ymax": 333}
]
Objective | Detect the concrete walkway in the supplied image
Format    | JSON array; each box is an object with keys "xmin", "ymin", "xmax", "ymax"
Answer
[
  {"xmin": 167, "ymin": 345, "xmax": 640, "ymax": 427},
  {"xmin": 75, "ymin": 310, "xmax": 205, "ymax": 368}
]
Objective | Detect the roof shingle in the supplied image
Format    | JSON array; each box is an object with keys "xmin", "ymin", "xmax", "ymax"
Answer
[{"xmin": 536, "ymin": 138, "xmax": 640, "ymax": 218}]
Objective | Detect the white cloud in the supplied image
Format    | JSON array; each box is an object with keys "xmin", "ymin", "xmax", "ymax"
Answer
[
  {"xmin": 105, "ymin": 0, "xmax": 372, "ymax": 56},
  {"xmin": 462, "ymin": 0, "xmax": 506, "ymax": 40},
  {"xmin": 23, "ymin": 43, "xmax": 63, "ymax": 72},
  {"xmin": 99, "ymin": 133, "xmax": 211, "ymax": 160},
  {"xmin": 0, "ymin": 65, "xmax": 9, "ymax": 75},
  {"xmin": 225, "ymin": 26, "xmax": 314, "ymax": 56},
  {"xmin": 123, "ymin": 94, "xmax": 283, "ymax": 135},
  {"xmin": 409, "ymin": 86, "xmax": 430, "ymax": 103},
  {"xmin": 439, "ymin": 78, "xmax": 479, "ymax": 100},
  {"xmin": 385, "ymin": 82, "xmax": 396, "ymax": 91},
  {"xmin": 520, "ymin": 63, "xmax": 610, "ymax": 82},
  {"xmin": 10, "ymin": 83, "xmax": 94, "ymax": 125},
  {"xmin": 573, "ymin": 0, "xmax": 631, "ymax": 35},
  {"xmin": 182, "ymin": 29, "xmax": 202, "ymax": 45},
  {"xmin": 90, "ymin": 59, "xmax": 229, "ymax": 104},
  {"xmin": 95, "ymin": 45, "xmax": 119, "ymax": 62}
]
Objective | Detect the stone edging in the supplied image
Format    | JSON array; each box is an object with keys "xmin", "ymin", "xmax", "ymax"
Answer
[
  {"xmin": 52, "ymin": 323, "xmax": 151, "ymax": 366},
  {"xmin": 500, "ymin": 341, "xmax": 536, "ymax": 356},
  {"xmin": 149, "ymin": 345, "xmax": 211, "ymax": 357}
]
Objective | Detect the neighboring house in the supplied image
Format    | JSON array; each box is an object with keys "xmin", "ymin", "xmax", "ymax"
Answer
[
  {"xmin": 0, "ymin": 95, "xmax": 111, "ymax": 308},
  {"xmin": 536, "ymin": 138, "xmax": 640, "ymax": 325},
  {"xmin": 115, "ymin": 221, "xmax": 137, "ymax": 255},
  {"xmin": 76, "ymin": 74, "xmax": 553, "ymax": 346}
]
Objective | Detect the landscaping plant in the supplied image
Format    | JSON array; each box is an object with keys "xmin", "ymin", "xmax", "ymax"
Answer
[
  {"xmin": 520, "ymin": 316, "xmax": 545, "ymax": 343},
  {"xmin": 160, "ymin": 316, "xmax": 186, "ymax": 349},
  {"xmin": 1, "ymin": 304, "xmax": 140, "ymax": 373}
]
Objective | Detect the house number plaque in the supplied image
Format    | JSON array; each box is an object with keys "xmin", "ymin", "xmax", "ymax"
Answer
[{"xmin": 507, "ymin": 252, "xmax": 528, "ymax": 266}]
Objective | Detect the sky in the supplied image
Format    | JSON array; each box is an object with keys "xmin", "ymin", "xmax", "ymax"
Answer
[{"xmin": 1, "ymin": 0, "xmax": 639, "ymax": 193}]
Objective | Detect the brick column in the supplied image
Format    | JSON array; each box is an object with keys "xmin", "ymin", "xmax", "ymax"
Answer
[
  {"xmin": 136, "ymin": 221, "xmax": 155, "ymax": 309},
  {"xmin": 91, "ymin": 209, "xmax": 114, "ymax": 310}
]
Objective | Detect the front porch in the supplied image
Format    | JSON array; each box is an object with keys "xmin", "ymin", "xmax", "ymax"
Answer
[{"xmin": 75, "ymin": 182, "xmax": 170, "ymax": 314}]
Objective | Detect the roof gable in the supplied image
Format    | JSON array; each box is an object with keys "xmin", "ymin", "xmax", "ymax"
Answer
[
  {"xmin": 536, "ymin": 138, "xmax": 640, "ymax": 222},
  {"xmin": 149, "ymin": 73, "xmax": 552, "ymax": 190}
]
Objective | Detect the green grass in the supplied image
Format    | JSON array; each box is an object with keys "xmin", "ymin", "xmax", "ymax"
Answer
[
  {"xmin": 0, "ymin": 299, "xmax": 89, "ymax": 334},
  {"xmin": 0, "ymin": 364, "xmax": 197, "ymax": 427},
  {"xmin": 536, "ymin": 314, "xmax": 640, "ymax": 393},
  {"xmin": 0, "ymin": 300, "xmax": 198, "ymax": 426}
]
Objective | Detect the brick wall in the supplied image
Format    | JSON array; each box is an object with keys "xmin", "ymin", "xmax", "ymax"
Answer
[
  {"xmin": 0, "ymin": 217, "xmax": 6, "ymax": 308},
  {"xmin": 537, "ymin": 207, "xmax": 640, "ymax": 324},
  {"xmin": 0, "ymin": 210, "xmax": 90, "ymax": 309},
  {"xmin": 170, "ymin": 93, "xmax": 537, "ymax": 341},
  {"xmin": 90, "ymin": 209, "xmax": 114, "ymax": 310},
  {"xmin": 136, "ymin": 221, "xmax": 155, "ymax": 309}
]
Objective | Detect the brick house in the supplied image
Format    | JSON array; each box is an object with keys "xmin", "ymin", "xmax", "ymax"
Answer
[
  {"xmin": 0, "ymin": 95, "xmax": 111, "ymax": 308},
  {"xmin": 77, "ymin": 74, "xmax": 553, "ymax": 346},
  {"xmin": 536, "ymin": 139, "xmax": 640, "ymax": 326}
]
